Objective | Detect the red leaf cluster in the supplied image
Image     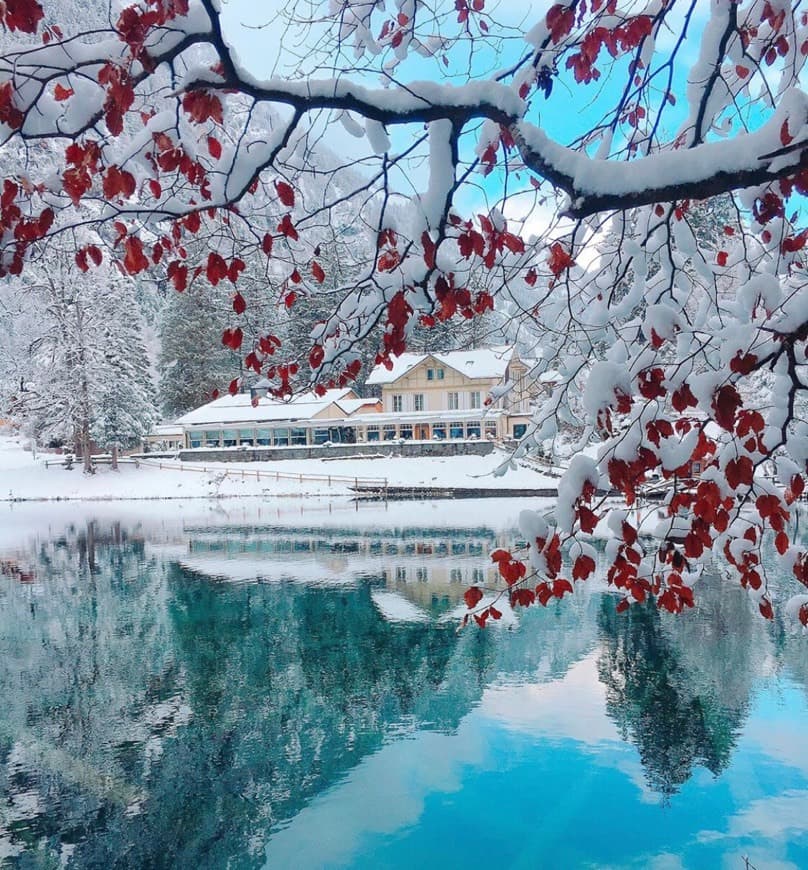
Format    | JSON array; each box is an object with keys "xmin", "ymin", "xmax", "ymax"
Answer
[
  {"xmin": 1, "ymin": 0, "xmax": 44, "ymax": 34},
  {"xmin": 98, "ymin": 63, "xmax": 135, "ymax": 136},
  {"xmin": 62, "ymin": 141, "xmax": 101, "ymax": 205},
  {"xmin": 182, "ymin": 90, "xmax": 223, "ymax": 125}
]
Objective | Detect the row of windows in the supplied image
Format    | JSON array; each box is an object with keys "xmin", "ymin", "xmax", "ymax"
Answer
[
  {"xmin": 364, "ymin": 420, "xmax": 496, "ymax": 441},
  {"xmin": 188, "ymin": 426, "xmax": 335, "ymax": 448},
  {"xmin": 391, "ymin": 391, "xmax": 482, "ymax": 412}
]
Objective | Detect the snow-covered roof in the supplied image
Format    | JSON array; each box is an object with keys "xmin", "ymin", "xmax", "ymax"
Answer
[
  {"xmin": 365, "ymin": 345, "xmax": 516, "ymax": 385},
  {"xmin": 175, "ymin": 388, "xmax": 358, "ymax": 428},
  {"xmin": 148, "ymin": 423, "xmax": 184, "ymax": 437},
  {"xmin": 338, "ymin": 397, "xmax": 381, "ymax": 415}
]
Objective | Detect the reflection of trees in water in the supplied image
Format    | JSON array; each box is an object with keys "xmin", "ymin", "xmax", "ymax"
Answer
[
  {"xmin": 596, "ymin": 575, "xmax": 764, "ymax": 798},
  {"xmin": 74, "ymin": 568, "xmax": 467, "ymax": 869},
  {"xmin": 0, "ymin": 521, "xmax": 180, "ymax": 864}
]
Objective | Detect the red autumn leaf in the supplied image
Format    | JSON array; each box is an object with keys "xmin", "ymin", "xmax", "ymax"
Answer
[
  {"xmin": 781, "ymin": 119, "xmax": 794, "ymax": 146},
  {"xmin": 716, "ymin": 250, "xmax": 728, "ymax": 267},
  {"xmin": 54, "ymin": 83, "xmax": 73, "ymax": 101},
  {"xmin": 206, "ymin": 252, "xmax": 228, "ymax": 285},
  {"xmin": 726, "ymin": 456, "xmax": 754, "ymax": 489},
  {"xmin": 284, "ymin": 291, "xmax": 297, "ymax": 309},
  {"xmin": 232, "ymin": 292, "xmax": 246, "ymax": 315},
  {"xmin": 275, "ymin": 180, "xmax": 295, "ymax": 207},
  {"xmin": 547, "ymin": 241, "xmax": 575, "ymax": 277},
  {"xmin": 311, "ymin": 260, "xmax": 325, "ymax": 283},
  {"xmin": 308, "ymin": 344, "xmax": 324, "ymax": 369},
  {"xmin": 262, "ymin": 233, "xmax": 273, "ymax": 256},
  {"xmin": 464, "ymin": 586, "xmax": 484, "ymax": 609},
  {"xmin": 578, "ymin": 506, "xmax": 599, "ymax": 533},
  {"xmin": 729, "ymin": 352, "xmax": 758, "ymax": 375},
  {"xmin": 490, "ymin": 548, "xmax": 511, "ymax": 563},
  {"xmin": 422, "ymin": 231, "xmax": 436, "ymax": 269},
  {"xmin": 671, "ymin": 382, "xmax": 697, "ymax": 412},
  {"xmin": 182, "ymin": 90, "xmax": 223, "ymax": 124},
  {"xmin": 572, "ymin": 554, "xmax": 596, "ymax": 580},
  {"xmin": 228, "ymin": 377, "xmax": 240, "ymax": 396},
  {"xmin": 377, "ymin": 250, "xmax": 401, "ymax": 272},
  {"xmin": 207, "ymin": 136, "xmax": 222, "ymax": 159},
  {"xmin": 167, "ymin": 261, "xmax": 188, "ymax": 291},
  {"xmin": 87, "ymin": 245, "xmax": 102, "ymax": 266},
  {"xmin": 227, "ymin": 257, "xmax": 245, "ymax": 283},
  {"xmin": 511, "ymin": 588, "xmax": 535, "ymax": 608},
  {"xmin": 713, "ymin": 384, "xmax": 743, "ymax": 430},
  {"xmin": 103, "ymin": 166, "xmax": 136, "ymax": 200},
  {"xmin": 123, "ymin": 236, "xmax": 149, "ymax": 274},
  {"xmin": 489, "ymin": 605, "xmax": 502, "ymax": 620},
  {"xmin": 75, "ymin": 249, "xmax": 89, "ymax": 272},
  {"xmin": 552, "ymin": 578, "xmax": 574, "ymax": 598},
  {"xmin": 277, "ymin": 214, "xmax": 299, "ymax": 241},
  {"xmin": 148, "ymin": 179, "xmax": 162, "ymax": 198},
  {"xmin": 775, "ymin": 531, "xmax": 790, "ymax": 555}
]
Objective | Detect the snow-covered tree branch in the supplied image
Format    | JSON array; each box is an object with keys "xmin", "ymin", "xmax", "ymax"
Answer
[{"xmin": 0, "ymin": 0, "xmax": 806, "ymax": 626}]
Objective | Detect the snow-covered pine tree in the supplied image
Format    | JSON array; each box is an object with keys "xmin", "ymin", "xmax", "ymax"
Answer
[
  {"xmin": 157, "ymin": 282, "xmax": 241, "ymax": 417},
  {"xmin": 92, "ymin": 278, "xmax": 157, "ymax": 469}
]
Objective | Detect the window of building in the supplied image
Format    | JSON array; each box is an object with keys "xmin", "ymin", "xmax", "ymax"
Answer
[
  {"xmin": 447, "ymin": 391, "xmax": 459, "ymax": 410},
  {"xmin": 449, "ymin": 421, "xmax": 464, "ymax": 439},
  {"xmin": 470, "ymin": 391, "xmax": 481, "ymax": 409},
  {"xmin": 691, "ymin": 461, "xmax": 702, "ymax": 474},
  {"xmin": 513, "ymin": 423, "xmax": 527, "ymax": 440},
  {"xmin": 392, "ymin": 394, "xmax": 403, "ymax": 412},
  {"xmin": 427, "ymin": 368, "xmax": 434, "ymax": 380},
  {"xmin": 274, "ymin": 428, "xmax": 290, "ymax": 446},
  {"xmin": 472, "ymin": 567, "xmax": 485, "ymax": 583},
  {"xmin": 437, "ymin": 368, "xmax": 445, "ymax": 380},
  {"xmin": 416, "ymin": 567, "xmax": 428, "ymax": 582},
  {"xmin": 365, "ymin": 424, "xmax": 380, "ymax": 442},
  {"xmin": 433, "ymin": 423, "xmax": 446, "ymax": 440},
  {"xmin": 450, "ymin": 568, "xmax": 463, "ymax": 583},
  {"xmin": 466, "ymin": 421, "xmax": 481, "ymax": 438},
  {"xmin": 205, "ymin": 430, "xmax": 221, "ymax": 447},
  {"xmin": 256, "ymin": 429, "xmax": 272, "ymax": 446},
  {"xmin": 189, "ymin": 436, "xmax": 202, "ymax": 449},
  {"xmin": 485, "ymin": 422, "xmax": 498, "ymax": 439},
  {"xmin": 239, "ymin": 429, "xmax": 255, "ymax": 445},
  {"xmin": 291, "ymin": 428, "xmax": 307, "ymax": 445},
  {"xmin": 383, "ymin": 424, "xmax": 398, "ymax": 441},
  {"xmin": 396, "ymin": 566, "xmax": 407, "ymax": 582},
  {"xmin": 414, "ymin": 393, "xmax": 425, "ymax": 412},
  {"xmin": 312, "ymin": 428, "xmax": 330, "ymax": 445},
  {"xmin": 222, "ymin": 429, "xmax": 237, "ymax": 447},
  {"xmin": 399, "ymin": 424, "xmax": 413, "ymax": 440}
]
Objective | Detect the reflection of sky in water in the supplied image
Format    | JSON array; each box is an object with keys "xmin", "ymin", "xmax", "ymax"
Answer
[
  {"xmin": 264, "ymin": 659, "xmax": 808, "ymax": 870},
  {"xmin": 0, "ymin": 503, "xmax": 806, "ymax": 869}
]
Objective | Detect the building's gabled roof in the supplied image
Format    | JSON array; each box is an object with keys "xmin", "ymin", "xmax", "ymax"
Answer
[
  {"xmin": 365, "ymin": 345, "xmax": 516, "ymax": 386},
  {"xmin": 175, "ymin": 388, "xmax": 357, "ymax": 427}
]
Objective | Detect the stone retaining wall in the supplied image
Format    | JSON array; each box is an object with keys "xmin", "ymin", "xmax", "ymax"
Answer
[{"xmin": 178, "ymin": 439, "xmax": 495, "ymax": 463}]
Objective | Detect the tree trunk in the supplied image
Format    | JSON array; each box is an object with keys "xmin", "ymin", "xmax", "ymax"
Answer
[
  {"xmin": 111, "ymin": 442, "xmax": 119, "ymax": 471},
  {"xmin": 81, "ymin": 417, "xmax": 93, "ymax": 474}
]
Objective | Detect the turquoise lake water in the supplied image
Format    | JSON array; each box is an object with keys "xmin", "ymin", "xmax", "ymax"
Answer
[{"xmin": 0, "ymin": 500, "xmax": 806, "ymax": 869}]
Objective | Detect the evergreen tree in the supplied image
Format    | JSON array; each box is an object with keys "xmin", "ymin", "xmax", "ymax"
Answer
[
  {"xmin": 157, "ymin": 284, "xmax": 241, "ymax": 417},
  {"xmin": 92, "ymin": 281, "xmax": 157, "ymax": 467}
]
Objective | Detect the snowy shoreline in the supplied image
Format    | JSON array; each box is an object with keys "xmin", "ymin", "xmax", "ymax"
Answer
[{"xmin": 0, "ymin": 433, "xmax": 560, "ymax": 503}]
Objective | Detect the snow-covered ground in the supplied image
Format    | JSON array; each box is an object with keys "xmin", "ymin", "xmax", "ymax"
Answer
[{"xmin": 0, "ymin": 432, "xmax": 559, "ymax": 502}]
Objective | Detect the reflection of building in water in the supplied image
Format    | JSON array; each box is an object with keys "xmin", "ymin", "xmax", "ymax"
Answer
[{"xmin": 178, "ymin": 524, "xmax": 510, "ymax": 614}]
